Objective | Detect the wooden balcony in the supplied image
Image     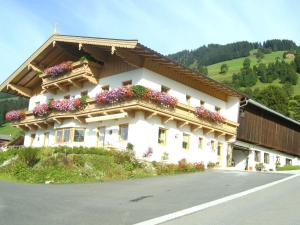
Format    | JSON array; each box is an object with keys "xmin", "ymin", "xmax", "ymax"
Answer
[
  {"xmin": 40, "ymin": 60, "xmax": 102, "ymax": 93},
  {"xmin": 13, "ymin": 99, "xmax": 238, "ymax": 140}
]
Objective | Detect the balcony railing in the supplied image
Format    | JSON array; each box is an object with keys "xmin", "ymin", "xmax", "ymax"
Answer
[
  {"xmin": 12, "ymin": 99, "xmax": 238, "ymax": 139},
  {"xmin": 40, "ymin": 60, "xmax": 102, "ymax": 93}
]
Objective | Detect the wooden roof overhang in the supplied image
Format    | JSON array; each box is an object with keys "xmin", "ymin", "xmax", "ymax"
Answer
[{"xmin": 0, "ymin": 34, "xmax": 243, "ymax": 101}]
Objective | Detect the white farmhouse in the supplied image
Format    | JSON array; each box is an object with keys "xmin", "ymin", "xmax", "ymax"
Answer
[{"xmin": 1, "ymin": 35, "xmax": 242, "ymax": 167}]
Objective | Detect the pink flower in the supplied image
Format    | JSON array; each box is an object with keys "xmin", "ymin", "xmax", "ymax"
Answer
[
  {"xmin": 33, "ymin": 103, "xmax": 49, "ymax": 117},
  {"xmin": 5, "ymin": 111, "xmax": 25, "ymax": 122}
]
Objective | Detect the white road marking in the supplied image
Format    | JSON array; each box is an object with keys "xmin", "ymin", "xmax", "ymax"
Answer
[{"xmin": 133, "ymin": 173, "xmax": 300, "ymax": 225}]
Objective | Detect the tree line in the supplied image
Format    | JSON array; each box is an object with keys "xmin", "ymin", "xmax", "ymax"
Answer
[{"xmin": 168, "ymin": 39, "xmax": 297, "ymax": 72}]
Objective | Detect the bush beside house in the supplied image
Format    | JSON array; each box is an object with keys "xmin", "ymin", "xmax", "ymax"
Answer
[{"xmin": 0, "ymin": 147, "xmax": 205, "ymax": 184}]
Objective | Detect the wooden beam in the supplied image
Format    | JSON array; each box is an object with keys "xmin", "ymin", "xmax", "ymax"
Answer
[
  {"xmin": 115, "ymin": 48, "xmax": 144, "ymax": 68},
  {"xmin": 7, "ymin": 84, "xmax": 32, "ymax": 97},
  {"xmin": 177, "ymin": 121, "xmax": 188, "ymax": 128},
  {"xmin": 191, "ymin": 124, "xmax": 202, "ymax": 132},
  {"xmin": 53, "ymin": 118, "xmax": 63, "ymax": 125},
  {"xmin": 214, "ymin": 131, "xmax": 226, "ymax": 138},
  {"xmin": 145, "ymin": 112, "xmax": 157, "ymax": 119},
  {"xmin": 161, "ymin": 116, "xmax": 174, "ymax": 124},
  {"xmin": 68, "ymin": 79, "xmax": 82, "ymax": 88},
  {"xmin": 54, "ymin": 83, "xmax": 69, "ymax": 92},
  {"xmin": 28, "ymin": 63, "xmax": 43, "ymax": 73},
  {"xmin": 74, "ymin": 116, "xmax": 86, "ymax": 124},
  {"xmin": 83, "ymin": 75, "xmax": 98, "ymax": 85},
  {"xmin": 225, "ymin": 134, "xmax": 235, "ymax": 141},
  {"xmin": 203, "ymin": 127, "xmax": 214, "ymax": 135}
]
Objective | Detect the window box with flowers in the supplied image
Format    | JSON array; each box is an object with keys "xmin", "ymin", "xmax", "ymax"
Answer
[
  {"xmin": 5, "ymin": 111, "xmax": 25, "ymax": 122},
  {"xmin": 42, "ymin": 61, "xmax": 73, "ymax": 79},
  {"xmin": 195, "ymin": 106, "xmax": 225, "ymax": 123},
  {"xmin": 95, "ymin": 85, "xmax": 178, "ymax": 108}
]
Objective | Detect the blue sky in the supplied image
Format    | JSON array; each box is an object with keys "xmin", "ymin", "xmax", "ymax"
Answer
[{"xmin": 1, "ymin": 0, "xmax": 300, "ymax": 83}]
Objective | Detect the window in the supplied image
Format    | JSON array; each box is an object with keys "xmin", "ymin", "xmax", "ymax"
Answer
[
  {"xmin": 211, "ymin": 140, "xmax": 215, "ymax": 151},
  {"xmin": 122, "ymin": 80, "xmax": 132, "ymax": 87},
  {"xmin": 198, "ymin": 137, "xmax": 204, "ymax": 149},
  {"xmin": 186, "ymin": 95, "xmax": 191, "ymax": 105},
  {"xmin": 74, "ymin": 129, "xmax": 85, "ymax": 142},
  {"xmin": 81, "ymin": 91, "xmax": 88, "ymax": 97},
  {"xmin": 215, "ymin": 106, "xmax": 221, "ymax": 113},
  {"xmin": 200, "ymin": 100, "xmax": 205, "ymax": 106},
  {"xmin": 64, "ymin": 95, "xmax": 70, "ymax": 99},
  {"xmin": 158, "ymin": 128, "xmax": 167, "ymax": 145},
  {"xmin": 119, "ymin": 124, "xmax": 128, "ymax": 141},
  {"xmin": 217, "ymin": 144, "xmax": 222, "ymax": 156},
  {"xmin": 264, "ymin": 153, "xmax": 270, "ymax": 164},
  {"xmin": 255, "ymin": 151, "xmax": 261, "ymax": 162},
  {"xmin": 182, "ymin": 133, "xmax": 190, "ymax": 150},
  {"xmin": 35, "ymin": 101, "xmax": 40, "ymax": 106},
  {"xmin": 286, "ymin": 158, "xmax": 292, "ymax": 165},
  {"xmin": 55, "ymin": 128, "xmax": 71, "ymax": 143},
  {"xmin": 161, "ymin": 85, "xmax": 170, "ymax": 93},
  {"xmin": 101, "ymin": 85, "xmax": 109, "ymax": 91}
]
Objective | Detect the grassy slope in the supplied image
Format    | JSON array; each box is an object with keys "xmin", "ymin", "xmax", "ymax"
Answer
[
  {"xmin": 0, "ymin": 123, "xmax": 23, "ymax": 139},
  {"xmin": 207, "ymin": 50, "xmax": 300, "ymax": 95}
]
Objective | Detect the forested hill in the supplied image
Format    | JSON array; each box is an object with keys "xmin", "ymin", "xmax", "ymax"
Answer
[
  {"xmin": 168, "ymin": 39, "xmax": 297, "ymax": 70},
  {"xmin": 168, "ymin": 39, "xmax": 300, "ymax": 122}
]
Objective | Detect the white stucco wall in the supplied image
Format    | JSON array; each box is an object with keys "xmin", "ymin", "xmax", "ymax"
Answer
[{"xmin": 233, "ymin": 140, "xmax": 300, "ymax": 171}]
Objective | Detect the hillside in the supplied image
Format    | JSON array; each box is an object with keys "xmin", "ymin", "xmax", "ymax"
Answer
[{"xmin": 207, "ymin": 50, "xmax": 300, "ymax": 96}]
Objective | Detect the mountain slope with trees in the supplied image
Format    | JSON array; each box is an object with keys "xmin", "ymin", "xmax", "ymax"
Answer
[{"xmin": 168, "ymin": 39, "xmax": 300, "ymax": 121}]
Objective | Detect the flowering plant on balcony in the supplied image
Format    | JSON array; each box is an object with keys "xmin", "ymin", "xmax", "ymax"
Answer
[
  {"xmin": 44, "ymin": 61, "xmax": 73, "ymax": 78},
  {"xmin": 96, "ymin": 85, "xmax": 178, "ymax": 108},
  {"xmin": 50, "ymin": 98, "xmax": 83, "ymax": 112},
  {"xmin": 33, "ymin": 103, "xmax": 49, "ymax": 117},
  {"xmin": 96, "ymin": 86, "xmax": 134, "ymax": 104},
  {"xmin": 5, "ymin": 110, "xmax": 25, "ymax": 122},
  {"xmin": 195, "ymin": 106, "xmax": 225, "ymax": 123}
]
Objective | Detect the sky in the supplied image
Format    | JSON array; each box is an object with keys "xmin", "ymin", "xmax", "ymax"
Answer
[{"xmin": 1, "ymin": 0, "xmax": 300, "ymax": 83}]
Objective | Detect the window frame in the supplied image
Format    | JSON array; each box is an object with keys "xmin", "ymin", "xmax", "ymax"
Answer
[
  {"xmin": 217, "ymin": 143, "xmax": 222, "ymax": 156},
  {"xmin": 255, "ymin": 151, "xmax": 261, "ymax": 162},
  {"xmin": 80, "ymin": 90, "xmax": 88, "ymax": 97},
  {"xmin": 198, "ymin": 137, "xmax": 204, "ymax": 150},
  {"xmin": 161, "ymin": 85, "xmax": 170, "ymax": 93},
  {"xmin": 101, "ymin": 85, "xmax": 110, "ymax": 91},
  {"xmin": 73, "ymin": 128, "xmax": 85, "ymax": 143},
  {"xmin": 186, "ymin": 95, "xmax": 191, "ymax": 105},
  {"xmin": 200, "ymin": 100, "xmax": 205, "ymax": 106},
  {"xmin": 182, "ymin": 133, "xmax": 190, "ymax": 150},
  {"xmin": 119, "ymin": 124, "xmax": 129, "ymax": 142},
  {"xmin": 264, "ymin": 152, "xmax": 270, "ymax": 164},
  {"xmin": 122, "ymin": 80, "xmax": 132, "ymax": 87},
  {"xmin": 158, "ymin": 127, "xmax": 167, "ymax": 145},
  {"xmin": 215, "ymin": 106, "xmax": 221, "ymax": 113},
  {"xmin": 55, "ymin": 128, "xmax": 71, "ymax": 144}
]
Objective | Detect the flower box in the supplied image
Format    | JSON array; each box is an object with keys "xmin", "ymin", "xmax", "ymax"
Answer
[
  {"xmin": 33, "ymin": 103, "xmax": 49, "ymax": 117},
  {"xmin": 5, "ymin": 110, "xmax": 25, "ymax": 122},
  {"xmin": 96, "ymin": 85, "xmax": 178, "ymax": 108},
  {"xmin": 195, "ymin": 106, "xmax": 225, "ymax": 123},
  {"xmin": 44, "ymin": 61, "xmax": 73, "ymax": 79}
]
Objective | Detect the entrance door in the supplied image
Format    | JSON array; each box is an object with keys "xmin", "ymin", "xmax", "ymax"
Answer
[
  {"xmin": 97, "ymin": 127, "xmax": 106, "ymax": 147},
  {"xmin": 44, "ymin": 132, "xmax": 49, "ymax": 147}
]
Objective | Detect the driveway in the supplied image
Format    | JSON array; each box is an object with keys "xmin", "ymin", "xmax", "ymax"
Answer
[{"xmin": 0, "ymin": 170, "xmax": 289, "ymax": 225}]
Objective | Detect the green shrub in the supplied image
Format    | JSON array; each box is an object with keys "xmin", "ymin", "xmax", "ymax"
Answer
[
  {"xmin": 132, "ymin": 85, "xmax": 146, "ymax": 98},
  {"xmin": 0, "ymin": 148, "xmax": 18, "ymax": 165},
  {"xmin": 18, "ymin": 148, "xmax": 40, "ymax": 167},
  {"xmin": 255, "ymin": 163, "xmax": 265, "ymax": 171},
  {"xmin": 207, "ymin": 162, "xmax": 216, "ymax": 169}
]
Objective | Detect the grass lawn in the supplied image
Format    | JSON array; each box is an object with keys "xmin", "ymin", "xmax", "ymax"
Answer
[
  {"xmin": 0, "ymin": 123, "xmax": 23, "ymax": 139},
  {"xmin": 277, "ymin": 165, "xmax": 300, "ymax": 171}
]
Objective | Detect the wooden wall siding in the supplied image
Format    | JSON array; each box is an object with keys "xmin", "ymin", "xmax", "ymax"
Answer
[{"xmin": 238, "ymin": 105, "xmax": 300, "ymax": 156}]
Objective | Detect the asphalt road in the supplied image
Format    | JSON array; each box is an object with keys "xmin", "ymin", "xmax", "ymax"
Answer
[
  {"xmin": 0, "ymin": 170, "xmax": 289, "ymax": 225},
  {"xmin": 162, "ymin": 173, "xmax": 300, "ymax": 225}
]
